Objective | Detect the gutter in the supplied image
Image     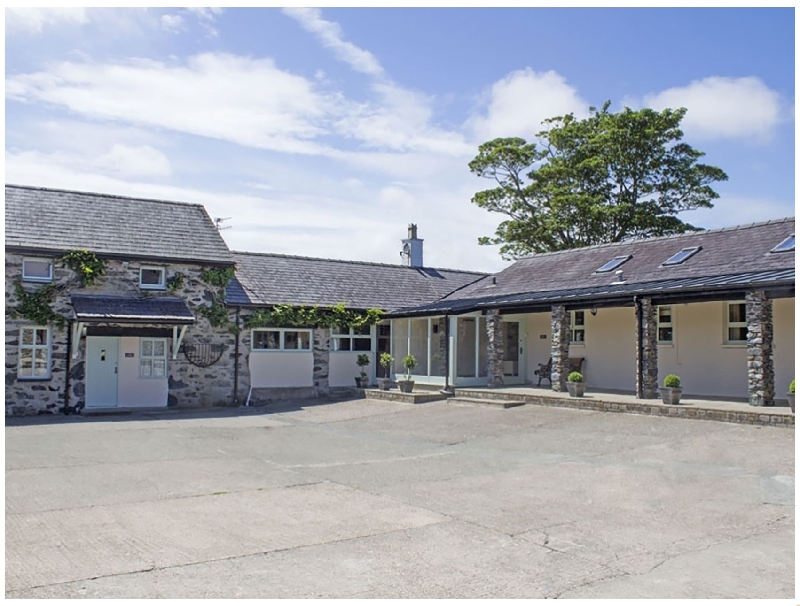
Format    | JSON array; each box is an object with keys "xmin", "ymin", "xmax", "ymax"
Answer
[{"xmin": 634, "ymin": 296, "xmax": 643, "ymax": 399}]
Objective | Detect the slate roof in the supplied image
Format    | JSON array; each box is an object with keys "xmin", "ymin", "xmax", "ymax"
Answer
[
  {"xmin": 71, "ymin": 295, "xmax": 195, "ymax": 324},
  {"xmin": 5, "ymin": 185, "xmax": 234, "ymax": 265},
  {"xmin": 390, "ymin": 218, "xmax": 795, "ymax": 315},
  {"xmin": 226, "ymin": 251, "xmax": 487, "ymax": 310}
]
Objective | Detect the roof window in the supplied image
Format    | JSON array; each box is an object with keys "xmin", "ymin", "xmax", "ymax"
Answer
[
  {"xmin": 770, "ymin": 234, "xmax": 794, "ymax": 253},
  {"xmin": 595, "ymin": 255, "xmax": 631, "ymax": 273},
  {"xmin": 662, "ymin": 246, "xmax": 702, "ymax": 266}
]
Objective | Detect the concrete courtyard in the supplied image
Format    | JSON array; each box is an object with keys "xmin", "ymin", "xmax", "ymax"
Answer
[{"xmin": 5, "ymin": 398, "xmax": 795, "ymax": 599}]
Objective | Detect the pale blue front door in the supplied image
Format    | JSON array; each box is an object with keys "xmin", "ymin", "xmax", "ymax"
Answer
[{"xmin": 86, "ymin": 337, "xmax": 119, "ymax": 408}]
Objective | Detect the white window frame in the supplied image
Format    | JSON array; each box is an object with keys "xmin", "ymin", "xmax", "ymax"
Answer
[
  {"xmin": 657, "ymin": 306, "xmax": 673, "ymax": 345},
  {"xmin": 570, "ymin": 311, "xmax": 586, "ymax": 345},
  {"xmin": 725, "ymin": 301, "xmax": 748, "ymax": 345},
  {"xmin": 18, "ymin": 326, "xmax": 51, "ymax": 379},
  {"xmin": 331, "ymin": 326, "xmax": 373, "ymax": 352},
  {"xmin": 140, "ymin": 338, "xmax": 168, "ymax": 378},
  {"xmin": 22, "ymin": 257, "xmax": 54, "ymax": 283},
  {"xmin": 251, "ymin": 328, "xmax": 312, "ymax": 352},
  {"xmin": 140, "ymin": 266, "xmax": 166, "ymax": 290}
]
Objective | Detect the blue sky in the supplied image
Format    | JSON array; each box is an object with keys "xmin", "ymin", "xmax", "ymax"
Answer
[{"xmin": 5, "ymin": 7, "xmax": 795, "ymax": 272}]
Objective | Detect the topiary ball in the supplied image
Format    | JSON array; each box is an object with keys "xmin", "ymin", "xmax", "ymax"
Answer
[
  {"xmin": 790, "ymin": 380, "xmax": 795, "ymax": 394},
  {"xmin": 664, "ymin": 374, "xmax": 681, "ymax": 388},
  {"xmin": 567, "ymin": 371, "xmax": 583, "ymax": 383}
]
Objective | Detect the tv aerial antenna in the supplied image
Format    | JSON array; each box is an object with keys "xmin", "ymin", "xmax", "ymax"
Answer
[{"xmin": 214, "ymin": 217, "xmax": 232, "ymax": 231}]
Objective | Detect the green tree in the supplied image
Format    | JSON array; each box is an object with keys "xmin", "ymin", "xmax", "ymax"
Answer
[{"xmin": 469, "ymin": 102, "xmax": 728, "ymax": 259}]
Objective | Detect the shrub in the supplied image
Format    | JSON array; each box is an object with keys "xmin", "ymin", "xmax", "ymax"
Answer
[
  {"xmin": 356, "ymin": 354, "xmax": 371, "ymax": 376},
  {"xmin": 790, "ymin": 380, "xmax": 795, "ymax": 394},
  {"xmin": 664, "ymin": 374, "xmax": 681, "ymax": 388},
  {"xmin": 567, "ymin": 371, "xmax": 583, "ymax": 383},
  {"xmin": 402, "ymin": 354, "xmax": 417, "ymax": 379}
]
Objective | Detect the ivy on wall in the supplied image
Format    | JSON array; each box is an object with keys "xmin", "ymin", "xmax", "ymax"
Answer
[
  {"xmin": 198, "ymin": 267, "xmax": 236, "ymax": 332},
  {"xmin": 12, "ymin": 282, "xmax": 66, "ymax": 328},
  {"xmin": 59, "ymin": 250, "xmax": 107, "ymax": 287},
  {"xmin": 244, "ymin": 303, "xmax": 383, "ymax": 330},
  {"xmin": 166, "ymin": 272, "xmax": 185, "ymax": 291}
]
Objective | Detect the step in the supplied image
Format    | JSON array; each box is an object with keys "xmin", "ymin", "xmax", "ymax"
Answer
[
  {"xmin": 364, "ymin": 389, "xmax": 447, "ymax": 405},
  {"xmin": 448, "ymin": 397, "xmax": 525, "ymax": 409}
]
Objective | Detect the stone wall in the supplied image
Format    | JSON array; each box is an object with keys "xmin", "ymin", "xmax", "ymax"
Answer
[
  {"xmin": 550, "ymin": 305, "xmax": 570, "ymax": 392},
  {"xmin": 746, "ymin": 290, "xmax": 774, "ymax": 407},
  {"xmin": 6, "ymin": 254, "xmax": 236, "ymax": 415},
  {"xmin": 637, "ymin": 298, "xmax": 658, "ymax": 399},
  {"xmin": 486, "ymin": 310, "xmax": 504, "ymax": 387}
]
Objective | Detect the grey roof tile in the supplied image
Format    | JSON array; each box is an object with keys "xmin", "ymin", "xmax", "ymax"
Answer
[
  {"xmin": 71, "ymin": 295, "xmax": 195, "ymax": 323},
  {"xmin": 5, "ymin": 185, "xmax": 234, "ymax": 265},
  {"xmin": 226, "ymin": 251, "xmax": 486, "ymax": 310}
]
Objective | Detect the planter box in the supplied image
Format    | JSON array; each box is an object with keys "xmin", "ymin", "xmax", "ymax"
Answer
[
  {"xmin": 566, "ymin": 381, "xmax": 586, "ymax": 397},
  {"xmin": 377, "ymin": 378, "xmax": 392, "ymax": 391},
  {"xmin": 659, "ymin": 387, "xmax": 683, "ymax": 405},
  {"xmin": 398, "ymin": 379, "xmax": 415, "ymax": 394}
]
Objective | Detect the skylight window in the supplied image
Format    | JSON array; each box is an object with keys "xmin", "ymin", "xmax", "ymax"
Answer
[
  {"xmin": 662, "ymin": 246, "xmax": 702, "ymax": 266},
  {"xmin": 595, "ymin": 255, "xmax": 631, "ymax": 273},
  {"xmin": 770, "ymin": 234, "xmax": 794, "ymax": 253}
]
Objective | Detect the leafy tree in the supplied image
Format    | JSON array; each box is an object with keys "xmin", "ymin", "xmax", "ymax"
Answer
[{"xmin": 469, "ymin": 102, "xmax": 728, "ymax": 259}]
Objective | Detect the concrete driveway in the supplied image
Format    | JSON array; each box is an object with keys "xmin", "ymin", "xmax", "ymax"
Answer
[{"xmin": 5, "ymin": 398, "xmax": 794, "ymax": 598}]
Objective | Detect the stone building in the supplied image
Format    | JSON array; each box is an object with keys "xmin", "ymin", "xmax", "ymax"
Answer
[{"xmin": 5, "ymin": 185, "xmax": 236, "ymax": 415}]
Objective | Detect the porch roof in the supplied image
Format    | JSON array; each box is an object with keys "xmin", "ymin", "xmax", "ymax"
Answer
[
  {"xmin": 71, "ymin": 295, "xmax": 195, "ymax": 324},
  {"xmin": 385, "ymin": 268, "xmax": 795, "ymax": 317}
]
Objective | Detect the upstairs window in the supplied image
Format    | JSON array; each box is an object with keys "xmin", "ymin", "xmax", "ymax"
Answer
[
  {"xmin": 770, "ymin": 234, "xmax": 795, "ymax": 253},
  {"xmin": 140, "ymin": 266, "xmax": 166, "ymax": 290},
  {"xmin": 595, "ymin": 255, "xmax": 631, "ymax": 273},
  {"xmin": 332, "ymin": 326, "xmax": 372, "ymax": 352},
  {"xmin": 570, "ymin": 311, "xmax": 585, "ymax": 344},
  {"xmin": 725, "ymin": 301, "xmax": 747, "ymax": 344},
  {"xmin": 663, "ymin": 246, "xmax": 702, "ymax": 266},
  {"xmin": 22, "ymin": 258, "xmax": 53, "ymax": 282}
]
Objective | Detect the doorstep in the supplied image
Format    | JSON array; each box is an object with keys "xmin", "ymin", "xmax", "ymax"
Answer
[{"xmin": 365, "ymin": 389, "xmax": 448, "ymax": 405}]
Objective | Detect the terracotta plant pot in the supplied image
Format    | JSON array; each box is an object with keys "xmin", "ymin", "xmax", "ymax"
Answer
[
  {"xmin": 659, "ymin": 387, "xmax": 683, "ymax": 405},
  {"xmin": 566, "ymin": 381, "xmax": 586, "ymax": 397},
  {"xmin": 398, "ymin": 379, "xmax": 415, "ymax": 393},
  {"xmin": 377, "ymin": 378, "xmax": 392, "ymax": 391}
]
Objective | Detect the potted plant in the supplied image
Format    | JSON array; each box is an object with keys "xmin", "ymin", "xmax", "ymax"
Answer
[
  {"xmin": 659, "ymin": 374, "xmax": 683, "ymax": 405},
  {"xmin": 398, "ymin": 354, "xmax": 417, "ymax": 393},
  {"xmin": 787, "ymin": 380, "xmax": 795, "ymax": 413},
  {"xmin": 377, "ymin": 353, "xmax": 394, "ymax": 391},
  {"xmin": 566, "ymin": 371, "xmax": 586, "ymax": 397},
  {"xmin": 355, "ymin": 353, "xmax": 371, "ymax": 388}
]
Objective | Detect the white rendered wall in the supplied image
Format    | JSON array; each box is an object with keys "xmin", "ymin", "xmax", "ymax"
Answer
[
  {"xmin": 117, "ymin": 337, "xmax": 168, "ymax": 407},
  {"xmin": 773, "ymin": 297, "xmax": 795, "ymax": 398},
  {"xmin": 329, "ymin": 352, "xmax": 374, "ymax": 387},
  {"xmin": 248, "ymin": 352, "xmax": 313, "ymax": 388}
]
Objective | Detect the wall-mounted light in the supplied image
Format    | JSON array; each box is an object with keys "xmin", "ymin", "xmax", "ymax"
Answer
[{"xmin": 590, "ymin": 307, "xmax": 598, "ymax": 316}]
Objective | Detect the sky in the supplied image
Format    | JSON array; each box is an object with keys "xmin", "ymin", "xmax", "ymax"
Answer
[{"xmin": 4, "ymin": 7, "xmax": 795, "ymax": 273}]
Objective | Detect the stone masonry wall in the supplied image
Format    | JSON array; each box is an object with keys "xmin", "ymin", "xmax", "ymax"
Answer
[
  {"xmin": 638, "ymin": 298, "xmax": 658, "ymax": 399},
  {"xmin": 6, "ymin": 254, "xmax": 236, "ymax": 415},
  {"xmin": 550, "ymin": 305, "xmax": 570, "ymax": 392},
  {"xmin": 486, "ymin": 310, "xmax": 504, "ymax": 388},
  {"xmin": 746, "ymin": 290, "xmax": 774, "ymax": 407}
]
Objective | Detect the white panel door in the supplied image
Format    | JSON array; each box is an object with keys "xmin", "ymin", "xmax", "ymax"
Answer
[{"xmin": 86, "ymin": 336, "xmax": 119, "ymax": 408}]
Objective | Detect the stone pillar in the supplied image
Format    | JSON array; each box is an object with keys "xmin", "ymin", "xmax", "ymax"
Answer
[
  {"xmin": 313, "ymin": 328, "xmax": 330, "ymax": 397},
  {"xmin": 746, "ymin": 291, "xmax": 774, "ymax": 407},
  {"xmin": 637, "ymin": 298, "xmax": 658, "ymax": 399},
  {"xmin": 550, "ymin": 305, "xmax": 570, "ymax": 392},
  {"xmin": 486, "ymin": 310, "xmax": 504, "ymax": 388}
]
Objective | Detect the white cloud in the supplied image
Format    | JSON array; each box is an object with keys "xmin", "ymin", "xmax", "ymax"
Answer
[
  {"xmin": 282, "ymin": 8, "xmax": 384, "ymax": 78},
  {"xmin": 638, "ymin": 76, "xmax": 784, "ymax": 142},
  {"xmin": 95, "ymin": 144, "xmax": 172, "ymax": 177},
  {"xmin": 6, "ymin": 8, "xmax": 89, "ymax": 34},
  {"xmin": 160, "ymin": 14, "xmax": 185, "ymax": 34},
  {"xmin": 467, "ymin": 68, "xmax": 590, "ymax": 143},
  {"xmin": 185, "ymin": 7, "xmax": 223, "ymax": 38},
  {"xmin": 6, "ymin": 53, "xmax": 339, "ymax": 155}
]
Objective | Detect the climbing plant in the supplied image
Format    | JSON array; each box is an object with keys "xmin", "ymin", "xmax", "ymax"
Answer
[
  {"xmin": 59, "ymin": 250, "xmax": 107, "ymax": 287},
  {"xmin": 244, "ymin": 303, "xmax": 383, "ymax": 330},
  {"xmin": 200, "ymin": 267, "xmax": 235, "ymax": 289},
  {"xmin": 198, "ymin": 267, "xmax": 236, "ymax": 332},
  {"xmin": 12, "ymin": 282, "xmax": 66, "ymax": 328},
  {"xmin": 166, "ymin": 272, "xmax": 185, "ymax": 291}
]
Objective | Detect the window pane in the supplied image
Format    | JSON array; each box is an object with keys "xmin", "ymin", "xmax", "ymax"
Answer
[
  {"xmin": 333, "ymin": 338, "xmax": 351, "ymax": 351},
  {"xmin": 478, "ymin": 317, "xmax": 488, "ymax": 377},
  {"xmin": 728, "ymin": 303, "xmax": 746, "ymax": 324},
  {"xmin": 298, "ymin": 332, "xmax": 311, "ymax": 350},
  {"xmin": 658, "ymin": 307, "xmax": 672, "ymax": 323},
  {"xmin": 23, "ymin": 259, "xmax": 52, "ymax": 279},
  {"xmin": 35, "ymin": 329, "xmax": 48, "ymax": 345},
  {"xmin": 140, "ymin": 359, "xmax": 152, "ymax": 377},
  {"xmin": 284, "ymin": 331, "xmax": 300, "ymax": 349},
  {"xmin": 21, "ymin": 329, "xmax": 33, "ymax": 346},
  {"xmin": 391, "ymin": 319, "xmax": 409, "ymax": 374},
  {"xmin": 457, "ymin": 318, "xmax": 477, "ymax": 377},
  {"xmin": 142, "ymin": 340, "xmax": 153, "ymax": 356},
  {"xmin": 354, "ymin": 338, "xmax": 371, "ymax": 351},
  {"xmin": 729, "ymin": 327, "xmax": 748, "ymax": 342},
  {"xmin": 410, "ymin": 319, "xmax": 428, "ymax": 375},
  {"xmin": 378, "ymin": 323, "xmax": 391, "ymax": 337},
  {"xmin": 253, "ymin": 331, "xmax": 279, "ymax": 350},
  {"xmin": 153, "ymin": 360, "xmax": 166, "ymax": 377},
  {"xmin": 153, "ymin": 340, "xmax": 166, "ymax": 357},
  {"xmin": 353, "ymin": 325, "xmax": 371, "ymax": 336},
  {"xmin": 333, "ymin": 326, "xmax": 349, "ymax": 336},
  {"xmin": 658, "ymin": 327, "xmax": 673, "ymax": 342},
  {"xmin": 141, "ymin": 268, "xmax": 164, "ymax": 286},
  {"xmin": 573, "ymin": 329, "xmax": 585, "ymax": 343},
  {"xmin": 574, "ymin": 311, "xmax": 585, "ymax": 327}
]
